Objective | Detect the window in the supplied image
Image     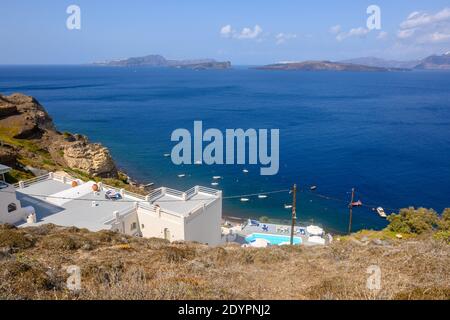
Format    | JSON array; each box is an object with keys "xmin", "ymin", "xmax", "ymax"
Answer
[
  {"xmin": 7, "ymin": 203, "xmax": 17, "ymax": 213},
  {"xmin": 130, "ymin": 222, "xmax": 137, "ymax": 231}
]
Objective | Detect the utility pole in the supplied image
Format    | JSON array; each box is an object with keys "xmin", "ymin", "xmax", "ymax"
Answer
[
  {"xmin": 290, "ymin": 184, "xmax": 297, "ymax": 245},
  {"xmin": 348, "ymin": 188, "xmax": 355, "ymax": 234}
]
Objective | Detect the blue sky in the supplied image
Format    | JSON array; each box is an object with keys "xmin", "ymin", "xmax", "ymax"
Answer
[{"xmin": 1, "ymin": 0, "xmax": 449, "ymax": 64}]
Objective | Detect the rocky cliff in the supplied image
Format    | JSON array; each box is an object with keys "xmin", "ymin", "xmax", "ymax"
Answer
[{"xmin": 0, "ymin": 93, "xmax": 118, "ymax": 179}]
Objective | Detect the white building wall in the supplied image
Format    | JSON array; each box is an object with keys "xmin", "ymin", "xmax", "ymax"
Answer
[
  {"xmin": 0, "ymin": 184, "xmax": 25, "ymax": 224},
  {"xmin": 183, "ymin": 196, "xmax": 222, "ymax": 246},
  {"xmin": 137, "ymin": 208, "xmax": 185, "ymax": 242},
  {"xmin": 110, "ymin": 210, "xmax": 140, "ymax": 236}
]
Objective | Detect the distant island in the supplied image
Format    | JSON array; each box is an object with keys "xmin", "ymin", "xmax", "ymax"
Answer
[
  {"xmin": 255, "ymin": 60, "xmax": 409, "ymax": 72},
  {"xmin": 93, "ymin": 54, "xmax": 231, "ymax": 70},
  {"xmin": 257, "ymin": 52, "xmax": 450, "ymax": 72},
  {"xmin": 414, "ymin": 52, "xmax": 450, "ymax": 70}
]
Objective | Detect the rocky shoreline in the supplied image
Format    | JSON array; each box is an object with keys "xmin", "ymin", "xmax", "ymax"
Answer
[{"xmin": 0, "ymin": 92, "xmax": 149, "ymax": 191}]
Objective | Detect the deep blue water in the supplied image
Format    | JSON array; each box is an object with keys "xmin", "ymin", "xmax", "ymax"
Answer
[{"xmin": 1, "ymin": 65, "xmax": 449, "ymax": 233}]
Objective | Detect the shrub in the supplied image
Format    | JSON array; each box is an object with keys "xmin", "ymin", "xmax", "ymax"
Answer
[
  {"xmin": 387, "ymin": 207, "xmax": 440, "ymax": 234},
  {"xmin": 162, "ymin": 246, "xmax": 196, "ymax": 263},
  {"xmin": 0, "ymin": 228, "xmax": 34, "ymax": 250},
  {"xmin": 438, "ymin": 208, "xmax": 450, "ymax": 231},
  {"xmin": 40, "ymin": 234, "xmax": 89, "ymax": 251},
  {"xmin": 433, "ymin": 230, "xmax": 450, "ymax": 244}
]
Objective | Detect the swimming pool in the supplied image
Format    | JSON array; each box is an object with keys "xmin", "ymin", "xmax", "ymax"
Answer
[{"xmin": 245, "ymin": 233, "xmax": 302, "ymax": 245}]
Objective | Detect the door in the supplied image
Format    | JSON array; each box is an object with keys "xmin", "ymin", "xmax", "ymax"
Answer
[{"xmin": 164, "ymin": 228, "xmax": 171, "ymax": 241}]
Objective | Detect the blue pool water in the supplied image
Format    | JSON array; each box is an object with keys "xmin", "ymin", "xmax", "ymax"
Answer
[
  {"xmin": 245, "ymin": 233, "xmax": 302, "ymax": 245},
  {"xmin": 1, "ymin": 66, "xmax": 449, "ymax": 233}
]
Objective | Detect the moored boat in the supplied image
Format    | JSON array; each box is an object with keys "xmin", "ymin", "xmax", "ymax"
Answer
[{"xmin": 377, "ymin": 207, "xmax": 387, "ymax": 218}]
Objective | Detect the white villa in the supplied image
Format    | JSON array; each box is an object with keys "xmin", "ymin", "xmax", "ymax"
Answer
[{"xmin": 0, "ymin": 164, "xmax": 223, "ymax": 246}]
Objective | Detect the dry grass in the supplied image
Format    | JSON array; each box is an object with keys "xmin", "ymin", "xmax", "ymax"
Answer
[{"xmin": 0, "ymin": 224, "xmax": 449, "ymax": 300}]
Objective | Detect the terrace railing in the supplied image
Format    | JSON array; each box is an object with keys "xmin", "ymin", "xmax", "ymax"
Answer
[
  {"xmin": 198, "ymin": 186, "xmax": 221, "ymax": 196},
  {"xmin": 165, "ymin": 187, "xmax": 184, "ymax": 198},
  {"xmin": 14, "ymin": 173, "xmax": 50, "ymax": 189}
]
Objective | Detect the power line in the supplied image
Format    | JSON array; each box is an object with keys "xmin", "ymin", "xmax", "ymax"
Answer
[
  {"xmin": 0, "ymin": 188, "xmax": 290, "ymax": 204},
  {"xmin": 223, "ymin": 189, "xmax": 290, "ymax": 199},
  {"xmin": 1, "ymin": 184, "xmax": 401, "ymax": 212}
]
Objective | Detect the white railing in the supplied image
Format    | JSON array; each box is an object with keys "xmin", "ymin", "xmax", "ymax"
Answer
[
  {"xmin": 147, "ymin": 188, "xmax": 163, "ymax": 201},
  {"xmin": 137, "ymin": 202, "xmax": 184, "ymax": 219},
  {"xmin": 14, "ymin": 173, "xmax": 50, "ymax": 189},
  {"xmin": 103, "ymin": 205, "xmax": 137, "ymax": 224},
  {"xmin": 52, "ymin": 173, "xmax": 77, "ymax": 185},
  {"xmin": 198, "ymin": 186, "xmax": 220, "ymax": 196},
  {"xmin": 185, "ymin": 186, "xmax": 197, "ymax": 199},
  {"xmin": 101, "ymin": 183, "xmax": 148, "ymax": 201},
  {"xmin": 123, "ymin": 189, "xmax": 147, "ymax": 201},
  {"xmin": 14, "ymin": 172, "xmax": 83, "ymax": 189},
  {"xmin": 165, "ymin": 187, "xmax": 184, "ymax": 198}
]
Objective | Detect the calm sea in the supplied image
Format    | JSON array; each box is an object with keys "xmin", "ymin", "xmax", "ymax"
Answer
[{"xmin": 1, "ymin": 65, "xmax": 449, "ymax": 233}]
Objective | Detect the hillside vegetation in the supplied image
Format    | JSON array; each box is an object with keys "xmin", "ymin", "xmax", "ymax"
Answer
[{"xmin": 0, "ymin": 208, "xmax": 448, "ymax": 300}]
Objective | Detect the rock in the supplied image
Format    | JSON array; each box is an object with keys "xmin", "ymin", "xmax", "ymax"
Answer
[
  {"xmin": 0, "ymin": 92, "xmax": 119, "ymax": 179},
  {"xmin": 371, "ymin": 239, "xmax": 391, "ymax": 246},
  {"xmin": 63, "ymin": 140, "xmax": 118, "ymax": 178},
  {"xmin": 0, "ymin": 93, "xmax": 55, "ymax": 139},
  {"xmin": 0, "ymin": 105, "xmax": 18, "ymax": 119},
  {"xmin": 0, "ymin": 145, "xmax": 18, "ymax": 167}
]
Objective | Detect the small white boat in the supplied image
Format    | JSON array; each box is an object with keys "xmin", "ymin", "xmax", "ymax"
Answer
[
  {"xmin": 177, "ymin": 174, "xmax": 186, "ymax": 178},
  {"xmin": 194, "ymin": 160, "xmax": 202, "ymax": 165},
  {"xmin": 211, "ymin": 182, "xmax": 219, "ymax": 186},
  {"xmin": 240, "ymin": 198, "xmax": 250, "ymax": 202},
  {"xmin": 258, "ymin": 194, "xmax": 268, "ymax": 199},
  {"xmin": 284, "ymin": 204, "xmax": 293, "ymax": 209},
  {"xmin": 163, "ymin": 153, "xmax": 171, "ymax": 157},
  {"xmin": 212, "ymin": 176, "xmax": 222, "ymax": 180},
  {"xmin": 242, "ymin": 169, "xmax": 249, "ymax": 173},
  {"xmin": 377, "ymin": 207, "xmax": 387, "ymax": 218},
  {"xmin": 310, "ymin": 185, "xmax": 317, "ymax": 191}
]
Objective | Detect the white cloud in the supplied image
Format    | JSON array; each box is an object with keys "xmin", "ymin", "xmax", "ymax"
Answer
[
  {"xmin": 220, "ymin": 25, "xmax": 232, "ymax": 38},
  {"xmin": 400, "ymin": 8, "xmax": 450, "ymax": 29},
  {"xmin": 329, "ymin": 25, "xmax": 341, "ymax": 35},
  {"xmin": 220, "ymin": 24, "xmax": 263, "ymax": 40},
  {"xmin": 419, "ymin": 32, "xmax": 450, "ymax": 44},
  {"xmin": 336, "ymin": 27, "xmax": 370, "ymax": 41},
  {"xmin": 236, "ymin": 25, "xmax": 263, "ymax": 39},
  {"xmin": 397, "ymin": 29, "xmax": 415, "ymax": 39},
  {"xmin": 275, "ymin": 33, "xmax": 297, "ymax": 44},
  {"xmin": 377, "ymin": 31, "xmax": 388, "ymax": 40},
  {"xmin": 397, "ymin": 7, "xmax": 450, "ymax": 45}
]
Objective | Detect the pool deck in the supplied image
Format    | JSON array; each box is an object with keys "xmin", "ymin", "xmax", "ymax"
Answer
[{"xmin": 231, "ymin": 221, "xmax": 329, "ymax": 246}]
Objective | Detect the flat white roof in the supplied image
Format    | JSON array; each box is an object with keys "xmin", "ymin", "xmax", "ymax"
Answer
[
  {"xmin": 16, "ymin": 179, "xmax": 136, "ymax": 231},
  {"xmin": 0, "ymin": 164, "xmax": 11, "ymax": 175},
  {"xmin": 15, "ymin": 175, "xmax": 221, "ymax": 230},
  {"xmin": 152, "ymin": 191, "xmax": 218, "ymax": 217}
]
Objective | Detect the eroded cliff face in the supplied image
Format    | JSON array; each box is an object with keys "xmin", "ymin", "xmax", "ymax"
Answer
[
  {"xmin": 0, "ymin": 93, "xmax": 118, "ymax": 178},
  {"xmin": 62, "ymin": 137, "xmax": 118, "ymax": 178}
]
